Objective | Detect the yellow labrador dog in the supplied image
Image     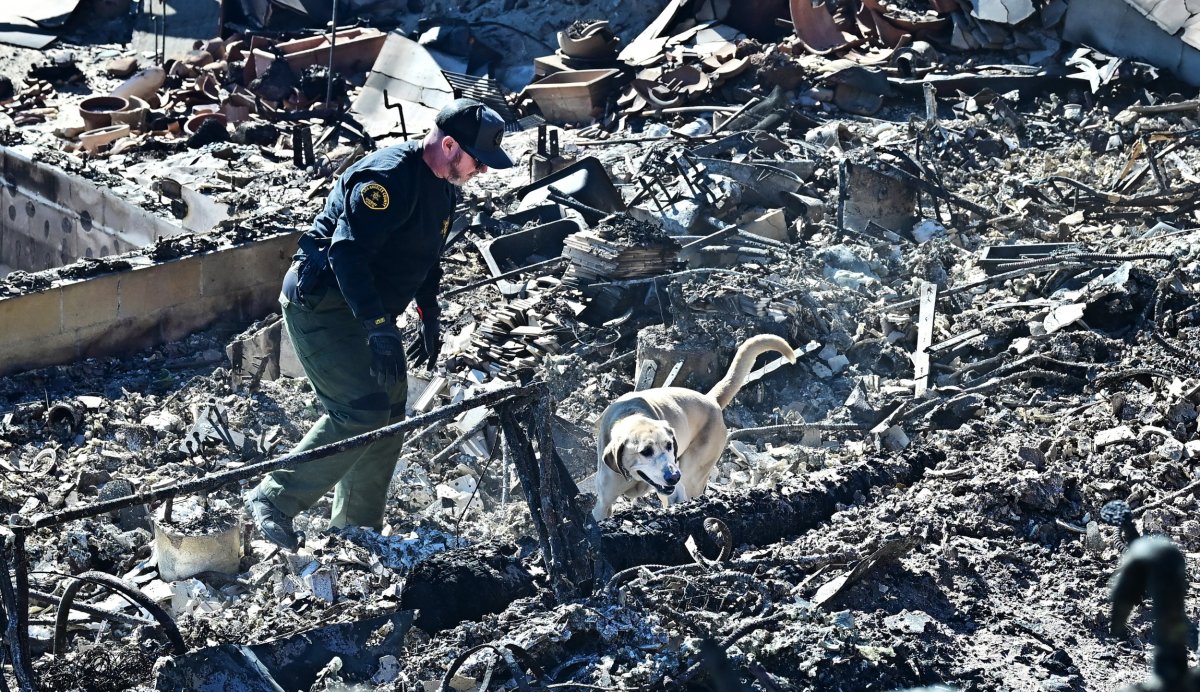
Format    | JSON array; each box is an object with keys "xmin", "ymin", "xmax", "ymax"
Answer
[{"xmin": 592, "ymin": 334, "xmax": 796, "ymax": 519}]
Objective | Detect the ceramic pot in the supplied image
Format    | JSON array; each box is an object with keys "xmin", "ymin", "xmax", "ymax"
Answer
[
  {"xmin": 184, "ymin": 111, "xmax": 227, "ymax": 135},
  {"xmin": 79, "ymin": 123, "xmax": 131, "ymax": 153},
  {"xmin": 557, "ymin": 21, "xmax": 619, "ymax": 59},
  {"xmin": 110, "ymin": 94, "xmax": 150, "ymax": 130},
  {"xmin": 109, "ymin": 106, "xmax": 145, "ymax": 130},
  {"xmin": 111, "ymin": 65, "xmax": 165, "ymax": 103},
  {"xmin": 78, "ymin": 95, "xmax": 128, "ymax": 130}
]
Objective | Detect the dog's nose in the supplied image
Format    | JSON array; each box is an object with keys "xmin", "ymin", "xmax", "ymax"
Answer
[{"xmin": 664, "ymin": 468, "xmax": 681, "ymax": 484}]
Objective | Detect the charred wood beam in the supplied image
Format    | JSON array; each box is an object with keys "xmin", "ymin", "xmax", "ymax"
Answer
[
  {"xmin": 1141, "ymin": 136, "xmax": 1172, "ymax": 194},
  {"xmin": 887, "ymin": 259, "xmax": 1086, "ymax": 311},
  {"xmin": 499, "ymin": 395, "xmax": 607, "ymax": 601},
  {"xmin": 900, "ymin": 370, "xmax": 1087, "ymax": 427},
  {"xmin": 599, "ymin": 450, "xmax": 943, "ymax": 573},
  {"xmin": 727, "ymin": 422, "xmax": 868, "ymax": 442},
  {"xmin": 399, "ymin": 544, "xmax": 537, "ymax": 634},
  {"xmin": 592, "ymin": 268, "xmax": 790, "ymax": 291},
  {"xmin": 532, "ymin": 397, "xmax": 611, "ymax": 593},
  {"xmin": 396, "ymin": 450, "xmax": 940, "ymax": 637},
  {"xmin": 500, "ymin": 408, "xmax": 556, "ymax": 588},
  {"xmin": 1130, "ymin": 100, "xmax": 1200, "ymax": 115},
  {"xmin": 0, "ymin": 532, "xmax": 34, "ymax": 691},
  {"xmin": 959, "ymin": 354, "xmax": 1091, "ymax": 390},
  {"xmin": 886, "ymin": 249, "xmax": 1176, "ymax": 312}
]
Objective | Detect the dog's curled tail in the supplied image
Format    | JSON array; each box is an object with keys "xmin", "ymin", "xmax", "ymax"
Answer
[{"xmin": 707, "ymin": 334, "xmax": 796, "ymax": 409}]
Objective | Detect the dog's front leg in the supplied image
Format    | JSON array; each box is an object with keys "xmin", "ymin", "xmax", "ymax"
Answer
[{"xmin": 593, "ymin": 481, "xmax": 619, "ymax": 521}]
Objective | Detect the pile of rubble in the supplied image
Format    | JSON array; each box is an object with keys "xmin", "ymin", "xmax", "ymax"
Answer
[{"xmin": 5, "ymin": 0, "xmax": 1200, "ymax": 690}]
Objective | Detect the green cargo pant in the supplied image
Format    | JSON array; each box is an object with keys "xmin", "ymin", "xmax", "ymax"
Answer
[{"xmin": 252, "ymin": 289, "xmax": 407, "ymax": 530}]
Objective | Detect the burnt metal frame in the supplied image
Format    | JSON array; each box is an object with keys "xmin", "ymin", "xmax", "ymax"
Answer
[{"xmin": 0, "ymin": 381, "xmax": 604, "ymax": 690}]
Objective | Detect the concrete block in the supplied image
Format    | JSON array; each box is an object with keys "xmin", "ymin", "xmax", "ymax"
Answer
[
  {"xmin": 76, "ymin": 316, "xmax": 160, "ymax": 359},
  {"xmin": 62, "ymin": 273, "xmax": 120, "ymax": 330},
  {"xmin": 200, "ymin": 235, "xmax": 294, "ymax": 299},
  {"xmin": 0, "ymin": 231, "xmax": 302, "ymax": 377},
  {"xmin": 0, "ymin": 146, "xmax": 180, "ymax": 274},
  {"xmin": 0, "ymin": 288, "xmax": 62, "ymax": 345},
  {"xmin": 160, "ymin": 293, "xmax": 233, "ymax": 344},
  {"xmin": 118, "ymin": 257, "xmax": 203, "ymax": 318},
  {"xmin": 1, "ymin": 333, "xmax": 80, "ymax": 373}
]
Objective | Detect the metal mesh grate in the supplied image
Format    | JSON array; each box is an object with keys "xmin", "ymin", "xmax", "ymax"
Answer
[{"xmin": 440, "ymin": 70, "xmax": 541, "ymax": 131}]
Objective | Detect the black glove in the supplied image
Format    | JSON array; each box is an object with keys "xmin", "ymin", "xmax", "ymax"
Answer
[
  {"xmin": 365, "ymin": 317, "xmax": 405, "ymax": 386},
  {"xmin": 406, "ymin": 307, "xmax": 442, "ymax": 370}
]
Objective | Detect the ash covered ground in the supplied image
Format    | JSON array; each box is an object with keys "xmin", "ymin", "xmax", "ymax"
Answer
[{"xmin": 4, "ymin": 0, "xmax": 1200, "ymax": 690}]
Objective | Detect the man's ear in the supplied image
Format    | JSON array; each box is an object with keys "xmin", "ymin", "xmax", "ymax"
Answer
[{"xmin": 603, "ymin": 440, "xmax": 628, "ymax": 478}]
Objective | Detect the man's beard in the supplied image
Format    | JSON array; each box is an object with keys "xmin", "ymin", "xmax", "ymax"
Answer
[{"xmin": 446, "ymin": 149, "xmax": 474, "ymax": 186}]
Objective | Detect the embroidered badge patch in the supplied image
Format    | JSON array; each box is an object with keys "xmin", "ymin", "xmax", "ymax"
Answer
[{"xmin": 360, "ymin": 182, "xmax": 390, "ymax": 211}]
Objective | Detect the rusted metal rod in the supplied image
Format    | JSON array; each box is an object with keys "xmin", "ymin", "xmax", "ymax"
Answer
[
  {"xmin": 28, "ymin": 589, "xmax": 156, "ymax": 627},
  {"xmin": 52, "ymin": 571, "xmax": 185, "ymax": 655},
  {"xmin": 9, "ymin": 383, "xmax": 542, "ymax": 531},
  {"xmin": 325, "ymin": 0, "xmax": 338, "ymax": 107},
  {"xmin": 442, "ymin": 257, "xmax": 565, "ymax": 298},
  {"xmin": 727, "ymin": 422, "xmax": 868, "ymax": 441}
]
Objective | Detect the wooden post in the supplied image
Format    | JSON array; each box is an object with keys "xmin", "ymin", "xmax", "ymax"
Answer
[
  {"xmin": 1, "ymin": 530, "xmax": 36, "ymax": 690},
  {"xmin": 499, "ymin": 392, "xmax": 607, "ymax": 600},
  {"xmin": 913, "ymin": 281, "xmax": 938, "ymax": 396}
]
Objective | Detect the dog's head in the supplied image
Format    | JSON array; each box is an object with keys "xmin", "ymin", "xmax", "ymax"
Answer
[{"xmin": 603, "ymin": 415, "xmax": 682, "ymax": 494}]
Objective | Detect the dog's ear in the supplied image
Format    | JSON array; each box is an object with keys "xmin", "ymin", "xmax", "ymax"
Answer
[
  {"xmin": 603, "ymin": 440, "xmax": 629, "ymax": 479},
  {"xmin": 659, "ymin": 423, "xmax": 679, "ymax": 459}
]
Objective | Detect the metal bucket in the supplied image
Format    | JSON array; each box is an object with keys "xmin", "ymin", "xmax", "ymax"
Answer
[{"xmin": 154, "ymin": 505, "xmax": 242, "ymax": 582}]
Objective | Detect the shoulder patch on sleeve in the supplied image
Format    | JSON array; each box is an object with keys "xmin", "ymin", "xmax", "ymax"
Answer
[{"xmin": 360, "ymin": 182, "xmax": 390, "ymax": 211}]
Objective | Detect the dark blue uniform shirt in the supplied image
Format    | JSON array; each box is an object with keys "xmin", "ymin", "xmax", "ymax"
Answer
[{"xmin": 290, "ymin": 140, "xmax": 456, "ymax": 324}]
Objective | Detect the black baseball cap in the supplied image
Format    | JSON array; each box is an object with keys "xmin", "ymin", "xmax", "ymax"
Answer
[{"xmin": 435, "ymin": 98, "xmax": 514, "ymax": 169}]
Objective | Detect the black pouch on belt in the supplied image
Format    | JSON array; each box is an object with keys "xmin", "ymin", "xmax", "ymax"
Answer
[{"xmin": 287, "ymin": 234, "xmax": 332, "ymax": 307}]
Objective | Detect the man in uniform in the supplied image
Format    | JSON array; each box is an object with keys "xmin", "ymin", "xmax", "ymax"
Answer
[{"xmin": 245, "ymin": 98, "xmax": 514, "ymax": 550}]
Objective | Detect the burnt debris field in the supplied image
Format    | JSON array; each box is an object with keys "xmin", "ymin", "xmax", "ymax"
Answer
[{"xmin": 5, "ymin": 0, "xmax": 1200, "ymax": 690}]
